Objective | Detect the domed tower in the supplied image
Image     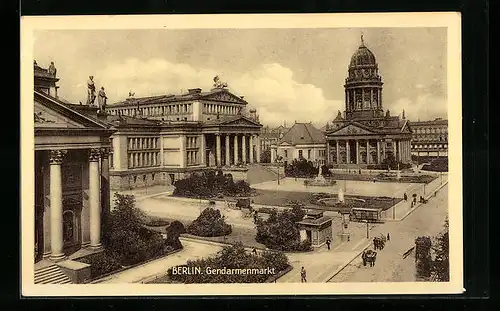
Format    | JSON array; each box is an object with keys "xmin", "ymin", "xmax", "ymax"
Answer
[{"xmin": 344, "ymin": 35, "xmax": 384, "ymax": 120}]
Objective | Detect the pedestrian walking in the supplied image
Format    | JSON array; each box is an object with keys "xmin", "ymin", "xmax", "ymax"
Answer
[
  {"xmin": 403, "ymin": 193, "xmax": 407, "ymax": 201},
  {"xmin": 300, "ymin": 267, "xmax": 307, "ymax": 283},
  {"xmin": 326, "ymin": 238, "xmax": 331, "ymax": 250},
  {"xmin": 387, "ymin": 233, "xmax": 390, "ymax": 241},
  {"xmin": 252, "ymin": 247, "xmax": 257, "ymax": 255}
]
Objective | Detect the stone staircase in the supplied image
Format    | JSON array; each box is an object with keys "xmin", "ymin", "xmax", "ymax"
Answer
[{"xmin": 34, "ymin": 264, "xmax": 72, "ymax": 284}]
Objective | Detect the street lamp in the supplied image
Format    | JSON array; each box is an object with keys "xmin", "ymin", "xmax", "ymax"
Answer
[
  {"xmin": 393, "ymin": 197, "xmax": 396, "ymax": 220},
  {"xmin": 275, "ymin": 155, "xmax": 283, "ymax": 185},
  {"xmin": 365, "ymin": 220, "xmax": 369, "ymax": 239}
]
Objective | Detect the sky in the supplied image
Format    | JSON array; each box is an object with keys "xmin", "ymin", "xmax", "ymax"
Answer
[{"xmin": 34, "ymin": 27, "xmax": 447, "ymax": 128}]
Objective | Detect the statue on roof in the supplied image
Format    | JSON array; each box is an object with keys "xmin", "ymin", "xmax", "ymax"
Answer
[
  {"xmin": 98, "ymin": 86, "xmax": 107, "ymax": 113},
  {"xmin": 48, "ymin": 61, "xmax": 57, "ymax": 77},
  {"xmin": 213, "ymin": 75, "xmax": 228, "ymax": 89},
  {"xmin": 86, "ymin": 76, "xmax": 96, "ymax": 106}
]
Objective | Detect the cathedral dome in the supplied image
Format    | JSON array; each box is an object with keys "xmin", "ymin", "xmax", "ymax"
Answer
[{"xmin": 349, "ymin": 43, "xmax": 377, "ymax": 67}]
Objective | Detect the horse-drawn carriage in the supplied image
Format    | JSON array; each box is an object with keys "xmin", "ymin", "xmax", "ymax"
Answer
[{"xmin": 362, "ymin": 249, "xmax": 377, "ymax": 267}]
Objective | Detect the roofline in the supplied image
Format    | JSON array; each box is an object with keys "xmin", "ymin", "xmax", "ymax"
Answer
[{"xmin": 35, "ymin": 91, "xmax": 114, "ymax": 130}]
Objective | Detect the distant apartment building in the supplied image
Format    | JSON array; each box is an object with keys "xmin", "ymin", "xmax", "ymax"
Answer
[{"xmin": 409, "ymin": 118, "xmax": 448, "ymax": 157}]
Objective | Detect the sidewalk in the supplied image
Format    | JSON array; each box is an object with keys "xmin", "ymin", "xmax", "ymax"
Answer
[{"xmin": 95, "ymin": 240, "xmax": 222, "ymax": 284}]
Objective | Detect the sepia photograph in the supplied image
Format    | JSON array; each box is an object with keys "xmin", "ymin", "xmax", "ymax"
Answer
[{"xmin": 20, "ymin": 13, "xmax": 462, "ymax": 296}]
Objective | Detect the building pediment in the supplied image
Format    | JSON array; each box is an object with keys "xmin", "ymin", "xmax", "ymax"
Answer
[
  {"xmin": 34, "ymin": 91, "xmax": 112, "ymax": 130},
  {"xmin": 220, "ymin": 116, "xmax": 261, "ymax": 127},
  {"xmin": 329, "ymin": 123, "xmax": 376, "ymax": 136},
  {"xmin": 34, "ymin": 101, "xmax": 86, "ymax": 128},
  {"xmin": 202, "ymin": 90, "xmax": 247, "ymax": 104}
]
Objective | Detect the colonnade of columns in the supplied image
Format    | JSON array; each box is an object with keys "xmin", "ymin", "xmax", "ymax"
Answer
[
  {"xmin": 327, "ymin": 138, "xmax": 412, "ymax": 165},
  {"xmin": 211, "ymin": 133, "xmax": 261, "ymax": 167},
  {"xmin": 48, "ymin": 148, "xmax": 105, "ymax": 261}
]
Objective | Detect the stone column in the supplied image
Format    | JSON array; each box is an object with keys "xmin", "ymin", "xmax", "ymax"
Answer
[
  {"xmin": 100, "ymin": 147, "xmax": 110, "ymax": 226},
  {"xmin": 397, "ymin": 140, "xmax": 402, "ymax": 161},
  {"xmin": 234, "ymin": 135, "xmax": 239, "ymax": 164},
  {"xmin": 200, "ymin": 134, "xmax": 206, "ymax": 166},
  {"xmin": 216, "ymin": 134, "xmax": 221, "ymax": 167},
  {"xmin": 346, "ymin": 140, "xmax": 350, "ymax": 164},
  {"xmin": 89, "ymin": 148, "xmax": 102, "ymax": 250},
  {"xmin": 49, "ymin": 150, "xmax": 67, "ymax": 261},
  {"xmin": 326, "ymin": 140, "xmax": 330, "ymax": 164},
  {"xmin": 336, "ymin": 140, "xmax": 340, "ymax": 164},
  {"xmin": 160, "ymin": 136, "xmax": 164, "ymax": 167},
  {"xmin": 180, "ymin": 135, "xmax": 187, "ymax": 168},
  {"xmin": 225, "ymin": 135, "xmax": 230, "ymax": 166},
  {"xmin": 366, "ymin": 140, "xmax": 370, "ymax": 164},
  {"xmin": 249, "ymin": 135, "xmax": 254, "ymax": 163},
  {"xmin": 356, "ymin": 140, "xmax": 360, "ymax": 164},
  {"xmin": 370, "ymin": 89, "xmax": 374, "ymax": 109},
  {"xmin": 376, "ymin": 140, "xmax": 381, "ymax": 164},
  {"xmin": 382, "ymin": 140, "xmax": 386, "ymax": 161},
  {"xmin": 255, "ymin": 135, "xmax": 261, "ymax": 163},
  {"xmin": 242, "ymin": 135, "xmax": 247, "ymax": 164},
  {"xmin": 393, "ymin": 140, "xmax": 397, "ymax": 159}
]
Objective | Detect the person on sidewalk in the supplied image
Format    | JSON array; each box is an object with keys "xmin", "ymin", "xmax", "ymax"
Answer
[
  {"xmin": 387, "ymin": 233, "xmax": 390, "ymax": 241},
  {"xmin": 404, "ymin": 193, "xmax": 408, "ymax": 201},
  {"xmin": 252, "ymin": 247, "xmax": 257, "ymax": 255},
  {"xmin": 300, "ymin": 267, "xmax": 307, "ymax": 283},
  {"xmin": 326, "ymin": 238, "xmax": 331, "ymax": 250}
]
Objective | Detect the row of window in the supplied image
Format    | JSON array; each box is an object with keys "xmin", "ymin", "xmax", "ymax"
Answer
[
  {"xmin": 413, "ymin": 127, "xmax": 448, "ymax": 134},
  {"xmin": 203, "ymin": 104, "xmax": 239, "ymax": 115},
  {"xmin": 412, "ymin": 144, "xmax": 448, "ymax": 149},
  {"xmin": 128, "ymin": 152, "xmax": 160, "ymax": 168},
  {"xmin": 128, "ymin": 137, "xmax": 160, "ymax": 150},
  {"xmin": 109, "ymin": 103, "xmax": 193, "ymax": 117},
  {"xmin": 413, "ymin": 135, "xmax": 447, "ymax": 142}
]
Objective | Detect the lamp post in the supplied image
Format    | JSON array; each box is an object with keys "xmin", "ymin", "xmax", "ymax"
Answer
[
  {"xmin": 365, "ymin": 220, "xmax": 369, "ymax": 239},
  {"xmin": 393, "ymin": 197, "xmax": 396, "ymax": 220},
  {"xmin": 143, "ymin": 174, "xmax": 148, "ymax": 195},
  {"xmin": 276, "ymin": 156, "xmax": 283, "ymax": 185}
]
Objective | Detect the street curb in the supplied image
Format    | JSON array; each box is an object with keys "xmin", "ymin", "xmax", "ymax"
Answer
[{"xmin": 323, "ymin": 241, "xmax": 372, "ymax": 283}]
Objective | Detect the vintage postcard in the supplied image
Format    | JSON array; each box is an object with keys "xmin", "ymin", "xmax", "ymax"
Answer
[{"xmin": 20, "ymin": 13, "xmax": 463, "ymax": 296}]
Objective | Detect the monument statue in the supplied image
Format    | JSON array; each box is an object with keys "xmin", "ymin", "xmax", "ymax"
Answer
[
  {"xmin": 98, "ymin": 87, "xmax": 108, "ymax": 113},
  {"xmin": 213, "ymin": 75, "xmax": 228, "ymax": 89},
  {"xmin": 86, "ymin": 76, "xmax": 96, "ymax": 106},
  {"xmin": 48, "ymin": 61, "xmax": 57, "ymax": 76}
]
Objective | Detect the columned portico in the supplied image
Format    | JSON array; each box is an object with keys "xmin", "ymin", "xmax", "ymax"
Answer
[
  {"xmin": 89, "ymin": 148, "xmax": 102, "ymax": 251},
  {"xmin": 49, "ymin": 150, "xmax": 67, "ymax": 261}
]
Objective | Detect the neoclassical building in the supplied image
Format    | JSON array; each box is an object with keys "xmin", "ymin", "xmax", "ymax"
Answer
[
  {"xmin": 106, "ymin": 87, "xmax": 263, "ymax": 190},
  {"xmin": 34, "ymin": 61, "xmax": 115, "ymax": 262},
  {"xmin": 409, "ymin": 118, "xmax": 448, "ymax": 157},
  {"xmin": 325, "ymin": 37, "xmax": 412, "ymax": 168}
]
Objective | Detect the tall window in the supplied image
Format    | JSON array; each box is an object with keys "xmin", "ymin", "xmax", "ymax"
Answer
[
  {"xmin": 308, "ymin": 149, "xmax": 311, "ymax": 159},
  {"xmin": 298, "ymin": 150, "xmax": 302, "ymax": 159},
  {"xmin": 284, "ymin": 150, "xmax": 288, "ymax": 158}
]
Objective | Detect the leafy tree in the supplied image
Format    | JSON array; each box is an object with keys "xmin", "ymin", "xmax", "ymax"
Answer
[
  {"xmin": 285, "ymin": 158, "xmax": 319, "ymax": 178},
  {"xmin": 187, "ymin": 207, "xmax": 232, "ymax": 237},
  {"xmin": 260, "ymin": 149, "xmax": 271, "ymax": 163},
  {"xmin": 256, "ymin": 205, "xmax": 311, "ymax": 252},
  {"xmin": 165, "ymin": 220, "xmax": 186, "ymax": 251},
  {"xmin": 173, "ymin": 169, "xmax": 252, "ymax": 198},
  {"xmin": 431, "ymin": 219, "xmax": 449, "ymax": 281}
]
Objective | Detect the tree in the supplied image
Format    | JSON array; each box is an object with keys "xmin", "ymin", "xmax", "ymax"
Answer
[
  {"xmin": 260, "ymin": 149, "xmax": 271, "ymax": 163},
  {"xmin": 165, "ymin": 220, "xmax": 186, "ymax": 250},
  {"xmin": 285, "ymin": 158, "xmax": 318, "ymax": 178},
  {"xmin": 431, "ymin": 219, "xmax": 449, "ymax": 281},
  {"xmin": 187, "ymin": 207, "xmax": 232, "ymax": 237}
]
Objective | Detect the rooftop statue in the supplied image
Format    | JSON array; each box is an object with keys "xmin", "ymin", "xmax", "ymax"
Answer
[
  {"xmin": 48, "ymin": 61, "xmax": 57, "ymax": 77},
  {"xmin": 86, "ymin": 76, "xmax": 96, "ymax": 106},
  {"xmin": 98, "ymin": 87, "xmax": 108, "ymax": 113},
  {"xmin": 213, "ymin": 75, "xmax": 228, "ymax": 89}
]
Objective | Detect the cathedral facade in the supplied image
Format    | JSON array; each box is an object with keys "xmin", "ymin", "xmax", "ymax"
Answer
[{"xmin": 325, "ymin": 37, "xmax": 412, "ymax": 168}]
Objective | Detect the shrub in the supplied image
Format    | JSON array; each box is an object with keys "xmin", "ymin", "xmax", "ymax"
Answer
[
  {"xmin": 187, "ymin": 208, "xmax": 232, "ymax": 237},
  {"xmin": 165, "ymin": 221, "xmax": 186, "ymax": 250},
  {"xmin": 78, "ymin": 250, "xmax": 122, "ymax": 279},
  {"xmin": 260, "ymin": 149, "xmax": 271, "ymax": 163},
  {"xmin": 173, "ymin": 169, "xmax": 253, "ymax": 198}
]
